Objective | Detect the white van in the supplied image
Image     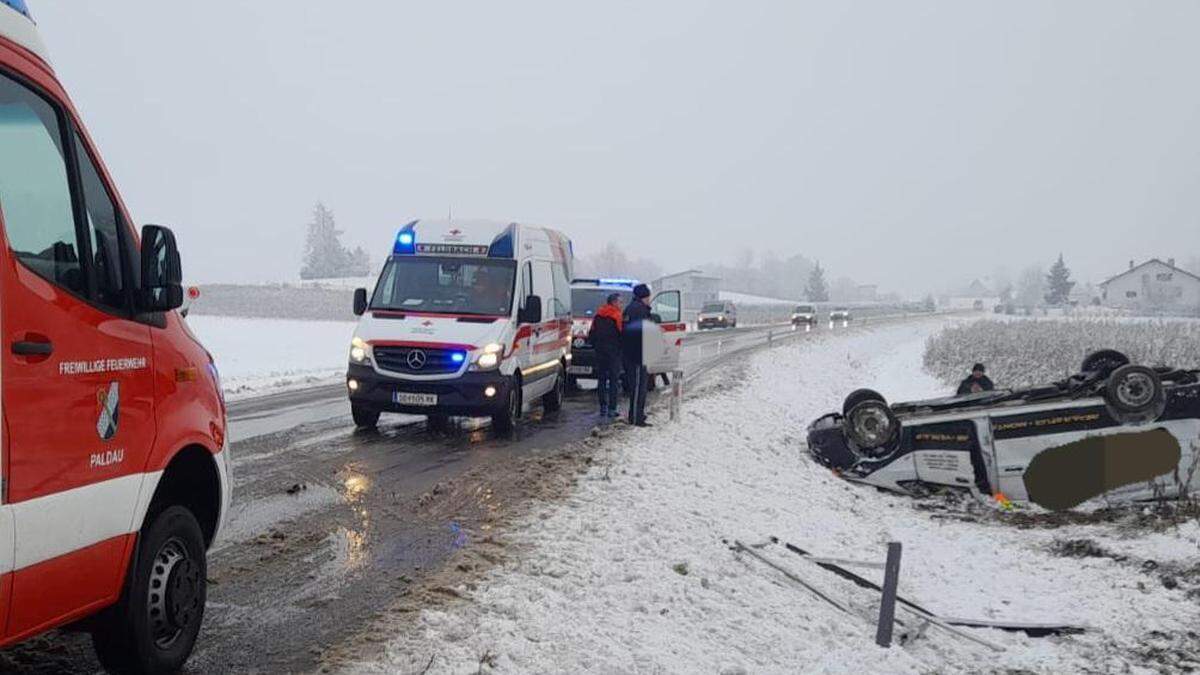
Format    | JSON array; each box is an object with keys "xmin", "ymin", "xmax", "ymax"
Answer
[{"xmin": 347, "ymin": 220, "xmax": 574, "ymax": 431}]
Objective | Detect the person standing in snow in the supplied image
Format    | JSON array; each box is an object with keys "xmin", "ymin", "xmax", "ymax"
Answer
[
  {"xmin": 587, "ymin": 293, "xmax": 624, "ymax": 419},
  {"xmin": 956, "ymin": 363, "xmax": 995, "ymax": 395},
  {"xmin": 622, "ymin": 284, "xmax": 654, "ymax": 427}
]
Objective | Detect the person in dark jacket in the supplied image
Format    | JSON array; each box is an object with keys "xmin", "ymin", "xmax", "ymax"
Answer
[
  {"xmin": 622, "ymin": 284, "xmax": 654, "ymax": 427},
  {"xmin": 587, "ymin": 293, "xmax": 624, "ymax": 418},
  {"xmin": 956, "ymin": 363, "xmax": 995, "ymax": 396}
]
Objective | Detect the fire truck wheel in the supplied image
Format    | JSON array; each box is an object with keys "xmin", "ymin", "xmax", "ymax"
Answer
[
  {"xmin": 492, "ymin": 377, "xmax": 522, "ymax": 432},
  {"xmin": 543, "ymin": 367, "xmax": 565, "ymax": 413},
  {"xmin": 92, "ymin": 505, "xmax": 207, "ymax": 675},
  {"xmin": 351, "ymin": 404, "xmax": 380, "ymax": 429}
]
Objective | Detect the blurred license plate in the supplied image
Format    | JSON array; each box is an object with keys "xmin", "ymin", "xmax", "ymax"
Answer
[
  {"xmin": 567, "ymin": 366, "xmax": 592, "ymax": 375},
  {"xmin": 393, "ymin": 391, "xmax": 438, "ymax": 406}
]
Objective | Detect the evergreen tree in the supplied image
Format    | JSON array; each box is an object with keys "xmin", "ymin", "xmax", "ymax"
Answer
[
  {"xmin": 1044, "ymin": 253, "xmax": 1075, "ymax": 305},
  {"xmin": 301, "ymin": 202, "xmax": 364, "ymax": 279},
  {"xmin": 805, "ymin": 261, "xmax": 829, "ymax": 302}
]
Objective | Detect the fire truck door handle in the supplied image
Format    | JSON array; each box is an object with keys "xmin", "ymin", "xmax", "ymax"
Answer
[{"xmin": 12, "ymin": 340, "xmax": 53, "ymax": 356}]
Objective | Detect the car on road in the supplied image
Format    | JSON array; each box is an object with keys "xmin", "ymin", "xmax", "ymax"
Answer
[
  {"xmin": 567, "ymin": 278, "xmax": 638, "ymax": 388},
  {"xmin": 807, "ymin": 350, "xmax": 1200, "ymax": 511},
  {"xmin": 0, "ymin": 4, "xmax": 231, "ymax": 671},
  {"xmin": 697, "ymin": 300, "xmax": 737, "ymax": 330},
  {"xmin": 829, "ymin": 307, "xmax": 852, "ymax": 322},
  {"xmin": 348, "ymin": 220, "xmax": 575, "ymax": 432},
  {"xmin": 791, "ymin": 304, "xmax": 817, "ymax": 326}
]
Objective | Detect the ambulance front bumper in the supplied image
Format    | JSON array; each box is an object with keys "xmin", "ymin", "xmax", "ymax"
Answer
[{"xmin": 346, "ymin": 363, "xmax": 513, "ymax": 416}]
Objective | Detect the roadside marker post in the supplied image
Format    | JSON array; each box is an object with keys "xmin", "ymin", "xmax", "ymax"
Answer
[
  {"xmin": 876, "ymin": 542, "xmax": 903, "ymax": 648},
  {"xmin": 669, "ymin": 370, "xmax": 684, "ymax": 421}
]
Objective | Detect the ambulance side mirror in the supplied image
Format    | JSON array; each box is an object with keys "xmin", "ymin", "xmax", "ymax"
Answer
[
  {"xmin": 518, "ymin": 295, "xmax": 542, "ymax": 324},
  {"xmin": 353, "ymin": 288, "xmax": 368, "ymax": 316},
  {"xmin": 138, "ymin": 224, "xmax": 184, "ymax": 312}
]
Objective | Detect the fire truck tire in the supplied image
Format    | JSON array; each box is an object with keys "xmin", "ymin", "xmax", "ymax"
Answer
[
  {"xmin": 543, "ymin": 367, "xmax": 565, "ymax": 412},
  {"xmin": 92, "ymin": 506, "xmax": 207, "ymax": 675},
  {"xmin": 351, "ymin": 404, "xmax": 380, "ymax": 428},
  {"xmin": 492, "ymin": 376, "xmax": 521, "ymax": 432}
]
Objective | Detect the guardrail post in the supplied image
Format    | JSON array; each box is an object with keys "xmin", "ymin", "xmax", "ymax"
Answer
[
  {"xmin": 669, "ymin": 370, "xmax": 684, "ymax": 421},
  {"xmin": 875, "ymin": 542, "xmax": 903, "ymax": 647}
]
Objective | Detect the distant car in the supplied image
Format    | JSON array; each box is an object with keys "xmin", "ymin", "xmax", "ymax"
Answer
[
  {"xmin": 806, "ymin": 350, "xmax": 1200, "ymax": 511},
  {"xmin": 698, "ymin": 300, "xmax": 737, "ymax": 330},
  {"xmin": 791, "ymin": 304, "xmax": 817, "ymax": 326},
  {"xmin": 829, "ymin": 308, "xmax": 852, "ymax": 322}
]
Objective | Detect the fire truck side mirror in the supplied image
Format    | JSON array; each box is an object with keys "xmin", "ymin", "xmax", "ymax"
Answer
[
  {"xmin": 353, "ymin": 288, "xmax": 368, "ymax": 316},
  {"xmin": 139, "ymin": 224, "xmax": 184, "ymax": 312}
]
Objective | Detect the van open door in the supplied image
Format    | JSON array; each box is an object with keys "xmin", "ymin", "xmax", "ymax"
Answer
[{"xmin": 643, "ymin": 290, "xmax": 685, "ymax": 374}]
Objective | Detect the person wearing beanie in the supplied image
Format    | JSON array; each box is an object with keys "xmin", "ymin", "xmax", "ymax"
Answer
[
  {"xmin": 622, "ymin": 284, "xmax": 655, "ymax": 426},
  {"xmin": 956, "ymin": 362, "xmax": 995, "ymax": 396},
  {"xmin": 587, "ymin": 293, "xmax": 625, "ymax": 419}
]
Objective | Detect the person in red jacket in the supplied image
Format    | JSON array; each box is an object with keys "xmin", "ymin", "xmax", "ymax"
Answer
[{"xmin": 587, "ymin": 293, "xmax": 625, "ymax": 418}]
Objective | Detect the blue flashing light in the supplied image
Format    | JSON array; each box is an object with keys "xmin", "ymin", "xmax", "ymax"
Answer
[
  {"xmin": 393, "ymin": 223, "xmax": 417, "ymax": 255},
  {"xmin": 450, "ymin": 352, "xmax": 466, "ymax": 364},
  {"xmin": 2, "ymin": 0, "xmax": 31, "ymax": 18},
  {"xmin": 599, "ymin": 278, "xmax": 639, "ymax": 287}
]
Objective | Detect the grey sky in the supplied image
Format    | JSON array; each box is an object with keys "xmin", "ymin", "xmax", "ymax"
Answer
[{"xmin": 32, "ymin": 1, "xmax": 1200, "ymax": 295}]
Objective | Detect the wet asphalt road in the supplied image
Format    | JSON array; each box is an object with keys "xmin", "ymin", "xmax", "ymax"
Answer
[{"xmin": 0, "ymin": 321, "xmax": 857, "ymax": 673}]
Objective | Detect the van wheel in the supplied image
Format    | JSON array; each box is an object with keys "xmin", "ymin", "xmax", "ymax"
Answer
[
  {"xmin": 1105, "ymin": 364, "xmax": 1165, "ymax": 423},
  {"xmin": 92, "ymin": 506, "xmax": 207, "ymax": 675},
  {"xmin": 543, "ymin": 367, "xmax": 566, "ymax": 412},
  {"xmin": 492, "ymin": 378, "xmax": 521, "ymax": 432},
  {"xmin": 351, "ymin": 404, "xmax": 380, "ymax": 428},
  {"xmin": 843, "ymin": 388, "xmax": 886, "ymax": 415}
]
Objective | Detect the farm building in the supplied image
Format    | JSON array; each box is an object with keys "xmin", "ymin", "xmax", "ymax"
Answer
[{"xmin": 1099, "ymin": 258, "xmax": 1200, "ymax": 315}]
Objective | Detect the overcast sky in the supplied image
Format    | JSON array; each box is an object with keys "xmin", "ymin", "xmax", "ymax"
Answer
[{"xmin": 30, "ymin": 1, "xmax": 1200, "ymax": 295}]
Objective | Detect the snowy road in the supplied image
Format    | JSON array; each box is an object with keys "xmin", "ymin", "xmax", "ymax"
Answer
[{"xmin": 2, "ymin": 318, "xmax": 887, "ymax": 672}]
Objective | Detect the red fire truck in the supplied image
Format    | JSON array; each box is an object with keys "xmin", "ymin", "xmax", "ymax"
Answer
[{"xmin": 0, "ymin": 2, "xmax": 229, "ymax": 672}]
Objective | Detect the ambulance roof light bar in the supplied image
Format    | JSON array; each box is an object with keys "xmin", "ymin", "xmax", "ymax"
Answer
[{"xmin": 1, "ymin": 0, "xmax": 31, "ymax": 18}]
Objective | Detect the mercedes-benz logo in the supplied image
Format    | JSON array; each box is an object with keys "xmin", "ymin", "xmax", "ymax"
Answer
[{"xmin": 406, "ymin": 349, "xmax": 428, "ymax": 370}]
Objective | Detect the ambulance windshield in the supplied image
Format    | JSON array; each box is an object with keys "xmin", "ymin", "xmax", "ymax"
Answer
[{"xmin": 370, "ymin": 256, "xmax": 517, "ymax": 316}]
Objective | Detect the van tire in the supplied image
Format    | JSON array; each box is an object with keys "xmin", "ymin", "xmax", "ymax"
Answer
[
  {"xmin": 492, "ymin": 377, "xmax": 521, "ymax": 432},
  {"xmin": 92, "ymin": 506, "xmax": 207, "ymax": 675},
  {"xmin": 351, "ymin": 404, "xmax": 380, "ymax": 429},
  {"xmin": 543, "ymin": 367, "xmax": 565, "ymax": 413}
]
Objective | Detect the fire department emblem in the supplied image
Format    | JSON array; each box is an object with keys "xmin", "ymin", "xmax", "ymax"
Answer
[{"xmin": 96, "ymin": 381, "xmax": 120, "ymax": 441}]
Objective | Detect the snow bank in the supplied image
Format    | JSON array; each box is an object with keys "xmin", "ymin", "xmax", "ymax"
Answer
[
  {"xmin": 363, "ymin": 318, "xmax": 1200, "ymax": 673},
  {"xmin": 186, "ymin": 315, "xmax": 356, "ymax": 399}
]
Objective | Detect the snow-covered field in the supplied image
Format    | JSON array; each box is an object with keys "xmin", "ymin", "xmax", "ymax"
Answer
[
  {"xmin": 363, "ymin": 318, "xmax": 1200, "ymax": 674},
  {"xmin": 186, "ymin": 315, "xmax": 356, "ymax": 399},
  {"xmin": 925, "ymin": 317, "xmax": 1200, "ymax": 388}
]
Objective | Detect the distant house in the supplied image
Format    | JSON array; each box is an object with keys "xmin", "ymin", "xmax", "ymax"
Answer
[
  {"xmin": 652, "ymin": 269, "xmax": 721, "ymax": 320},
  {"xmin": 945, "ymin": 279, "xmax": 998, "ymax": 310},
  {"xmin": 1099, "ymin": 258, "xmax": 1200, "ymax": 315}
]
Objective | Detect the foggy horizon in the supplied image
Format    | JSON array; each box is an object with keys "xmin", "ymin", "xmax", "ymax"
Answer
[{"xmin": 32, "ymin": 1, "xmax": 1200, "ymax": 297}]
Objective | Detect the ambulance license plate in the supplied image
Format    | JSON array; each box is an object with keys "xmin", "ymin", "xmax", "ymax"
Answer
[
  {"xmin": 567, "ymin": 366, "xmax": 592, "ymax": 375},
  {"xmin": 393, "ymin": 391, "xmax": 438, "ymax": 406}
]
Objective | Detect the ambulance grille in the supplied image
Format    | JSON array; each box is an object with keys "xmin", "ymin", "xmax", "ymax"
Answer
[{"xmin": 374, "ymin": 346, "xmax": 464, "ymax": 375}]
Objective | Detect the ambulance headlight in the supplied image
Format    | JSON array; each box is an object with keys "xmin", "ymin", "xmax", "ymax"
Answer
[
  {"xmin": 473, "ymin": 343, "xmax": 504, "ymax": 370},
  {"xmin": 349, "ymin": 337, "xmax": 370, "ymax": 364}
]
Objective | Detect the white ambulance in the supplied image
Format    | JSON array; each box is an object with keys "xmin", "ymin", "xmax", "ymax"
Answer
[
  {"xmin": 347, "ymin": 220, "xmax": 576, "ymax": 431},
  {"xmin": 1, "ymin": 3, "xmax": 229, "ymax": 672}
]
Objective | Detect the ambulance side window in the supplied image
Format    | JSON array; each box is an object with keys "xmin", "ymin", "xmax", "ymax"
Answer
[
  {"xmin": 518, "ymin": 262, "xmax": 534, "ymax": 311},
  {"xmin": 550, "ymin": 262, "xmax": 570, "ymax": 318},
  {"xmin": 74, "ymin": 132, "xmax": 132, "ymax": 312},
  {"xmin": 0, "ymin": 72, "xmax": 84, "ymax": 296}
]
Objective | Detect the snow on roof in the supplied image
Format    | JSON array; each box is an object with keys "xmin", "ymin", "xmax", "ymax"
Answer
[
  {"xmin": 718, "ymin": 290, "xmax": 798, "ymax": 306},
  {"xmin": 1099, "ymin": 258, "xmax": 1200, "ymax": 287}
]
